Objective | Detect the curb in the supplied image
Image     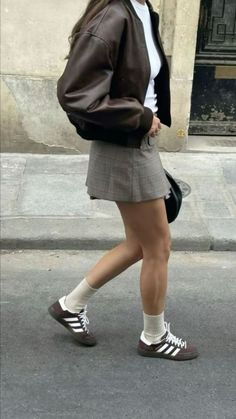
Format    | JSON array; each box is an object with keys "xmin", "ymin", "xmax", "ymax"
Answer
[{"xmin": 1, "ymin": 218, "xmax": 236, "ymax": 251}]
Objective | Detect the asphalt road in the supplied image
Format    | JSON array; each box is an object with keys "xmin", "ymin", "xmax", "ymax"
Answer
[{"xmin": 1, "ymin": 250, "xmax": 236, "ymax": 419}]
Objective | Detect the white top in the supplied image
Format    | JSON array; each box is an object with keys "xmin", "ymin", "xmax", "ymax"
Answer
[{"xmin": 130, "ymin": 0, "xmax": 162, "ymax": 113}]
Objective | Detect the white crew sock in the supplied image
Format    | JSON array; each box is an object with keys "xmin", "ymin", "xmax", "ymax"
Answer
[
  {"xmin": 63, "ymin": 277, "xmax": 99, "ymax": 313},
  {"xmin": 142, "ymin": 310, "xmax": 166, "ymax": 345}
]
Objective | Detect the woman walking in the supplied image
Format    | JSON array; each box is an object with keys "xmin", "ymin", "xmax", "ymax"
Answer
[{"xmin": 48, "ymin": 0, "xmax": 199, "ymax": 361}]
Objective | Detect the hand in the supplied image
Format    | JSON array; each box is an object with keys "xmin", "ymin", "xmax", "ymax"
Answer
[{"xmin": 147, "ymin": 114, "xmax": 162, "ymax": 137}]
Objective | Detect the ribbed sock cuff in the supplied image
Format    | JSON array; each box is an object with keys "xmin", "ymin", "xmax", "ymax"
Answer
[
  {"xmin": 64, "ymin": 277, "xmax": 99, "ymax": 313},
  {"xmin": 143, "ymin": 310, "xmax": 166, "ymax": 344}
]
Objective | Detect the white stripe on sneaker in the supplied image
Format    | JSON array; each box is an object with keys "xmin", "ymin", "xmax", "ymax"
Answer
[
  {"xmin": 156, "ymin": 343, "xmax": 169, "ymax": 353},
  {"xmin": 64, "ymin": 317, "xmax": 79, "ymax": 321},
  {"xmin": 171, "ymin": 348, "xmax": 181, "ymax": 357},
  {"xmin": 164, "ymin": 345, "xmax": 175, "ymax": 354},
  {"xmin": 68, "ymin": 322, "xmax": 81, "ymax": 327},
  {"xmin": 71, "ymin": 328, "xmax": 84, "ymax": 332}
]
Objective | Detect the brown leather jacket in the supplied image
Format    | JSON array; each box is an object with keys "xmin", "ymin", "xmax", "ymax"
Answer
[{"xmin": 57, "ymin": 0, "xmax": 171, "ymax": 148}]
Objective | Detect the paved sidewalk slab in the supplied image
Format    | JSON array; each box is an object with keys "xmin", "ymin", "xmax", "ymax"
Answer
[{"xmin": 1, "ymin": 152, "xmax": 236, "ymax": 250}]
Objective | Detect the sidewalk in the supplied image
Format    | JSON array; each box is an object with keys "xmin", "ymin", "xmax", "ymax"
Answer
[{"xmin": 1, "ymin": 151, "xmax": 236, "ymax": 250}]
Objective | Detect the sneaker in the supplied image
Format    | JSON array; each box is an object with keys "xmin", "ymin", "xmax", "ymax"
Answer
[
  {"xmin": 137, "ymin": 321, "xmax": 199, "ymax": 361},
  {"xmin": 48, "ymin": 296, "xmax": 97, "ymax": 346}
]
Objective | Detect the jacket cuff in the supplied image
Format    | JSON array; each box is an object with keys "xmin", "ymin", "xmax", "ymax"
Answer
[{"xmin": 139, "ymin": 106, "xmax": 153, "ymax": 135}]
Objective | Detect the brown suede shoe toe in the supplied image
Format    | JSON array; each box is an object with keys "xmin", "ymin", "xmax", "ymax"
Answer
[
  {"xmin": 137, "ymin": 322, "xmax": 199, "ymax": 361},
  {"xmin": 48, "ymin": 296, "xmax": 97, "ymax": 346}
]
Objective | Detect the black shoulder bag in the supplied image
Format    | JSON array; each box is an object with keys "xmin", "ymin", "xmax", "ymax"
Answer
[{"xmin": 164, "ymin": 169, "xmax": 183, "ymax": 223}]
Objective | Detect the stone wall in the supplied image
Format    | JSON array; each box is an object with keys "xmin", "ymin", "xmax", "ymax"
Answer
[
  {"xmin": 1, "ymin": 0, "xmax": 201, "ymax": 153},
  {"xmin": 152, "ymin": 0, "xmax": 201, "ymax": 151}
]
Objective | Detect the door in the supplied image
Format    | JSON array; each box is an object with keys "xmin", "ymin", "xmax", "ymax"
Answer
[{"xmin": 189, "ymin": 0, "xmax": 236, "ymax": 135}]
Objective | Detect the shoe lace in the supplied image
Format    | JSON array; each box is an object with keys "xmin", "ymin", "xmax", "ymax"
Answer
[
  {"xmin": 164, "ymin": 321, "xmax": 187, "ymax": 349},
  {"xmin": 78, "ymin": 305, "xmax": 89, "ymax": 332}
]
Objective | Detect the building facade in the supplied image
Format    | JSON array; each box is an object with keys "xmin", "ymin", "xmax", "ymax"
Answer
[{"xmin": 1, "ymin": 0, "xmax": 235, "ymax": 153}]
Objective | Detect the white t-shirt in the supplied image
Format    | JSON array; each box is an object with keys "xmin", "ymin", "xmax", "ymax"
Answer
[{"xmin": 129, "ymin": 0, "xmax": 162, "ymax": 113}]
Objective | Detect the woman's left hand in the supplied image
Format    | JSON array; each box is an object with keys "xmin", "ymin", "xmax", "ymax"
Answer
[{"xmin": 148, "ymin": 115, "xmax": 162, "ymax": 137}]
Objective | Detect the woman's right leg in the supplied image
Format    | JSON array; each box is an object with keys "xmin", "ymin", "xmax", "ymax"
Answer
[
  {"xmin": 116, "ymin": 198, "xmax": 199, "ymax": 360},
  {"xmin": 116, "ymin": 197, "xmax": 171, "ymax": 316}
]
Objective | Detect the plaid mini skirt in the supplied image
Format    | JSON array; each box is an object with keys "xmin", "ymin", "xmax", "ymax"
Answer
[{"xmin": 85, "ymin": 134, "xmax": 171, "ymax": 202}]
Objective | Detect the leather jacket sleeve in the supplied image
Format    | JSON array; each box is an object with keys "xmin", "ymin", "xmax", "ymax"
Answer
[{"xmin": 57, "ymin": 32, "xmax": 153, "ymax": 135}]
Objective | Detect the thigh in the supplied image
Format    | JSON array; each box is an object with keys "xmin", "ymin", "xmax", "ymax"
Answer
[{"xmin": 115, "ymin": 198, "xmax": 171, "ymax": 252}]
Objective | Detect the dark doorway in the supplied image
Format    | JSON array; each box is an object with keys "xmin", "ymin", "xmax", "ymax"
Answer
[{"xmin": 189, "ymin": 0, "xmax": 236, "ymax": 136}]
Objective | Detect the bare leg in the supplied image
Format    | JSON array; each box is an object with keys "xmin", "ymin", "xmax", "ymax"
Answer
[
  {"xmin": 64, "ymin": 216, "xmax": 143, "ymax": 313},
  {"xmin": 116, "ymin": 198, "xmax": 171, "ymax": 315},
  {"xmin": 85, "ymin": 240, "xmax": 143, "ymax": 289},
  {"xmin": 65, "ymin": 197, "xmax": 169, "ymax": 317}
]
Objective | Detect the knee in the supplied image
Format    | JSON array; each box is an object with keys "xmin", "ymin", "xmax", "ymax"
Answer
[
  {"xmin": 126, "ymin": 242, "xmax": 143, "ymax": 260},
  {"xmin": 162, "ymin": 234, "xmax": 172, "ymax": 258},
  {"xmin": 143, "ymin": 235, "xmax": 172, "ymax": 262},
  {"xmin": 156, "ymin": 237, "xmax": 171, "ymax": 261},
  {"xmin": 133, "ymin": 245, "xmax": 143, "ymax": 261}
]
